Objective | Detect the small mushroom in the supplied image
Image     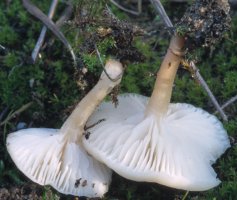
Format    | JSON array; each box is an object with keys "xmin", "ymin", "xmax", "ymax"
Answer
[
  {"xmin": 83, "ymin": 36, "xmax": 230, "ymax": 191},
  {"xmin": 6, "ymin": 59, "xmax": 123, "ymax": 198}
]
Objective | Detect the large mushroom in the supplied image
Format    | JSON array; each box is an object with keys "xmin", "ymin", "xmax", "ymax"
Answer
[
  {"xmin": 82, "ymin": 1, "xmax": 231, "ymax": 191},
  {"xmin": 6, "ymin": 59, "xmax": 123, "ymax": 197}
]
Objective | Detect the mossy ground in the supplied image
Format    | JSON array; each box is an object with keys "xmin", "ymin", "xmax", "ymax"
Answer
[{"xmin": 0, "ymin": 0, "xmax": 236, "ymax": 199}]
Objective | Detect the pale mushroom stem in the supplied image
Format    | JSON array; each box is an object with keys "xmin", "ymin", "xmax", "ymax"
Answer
[
  {"xmin": 61, "ymin": 81, "xmax": 111, "ymax": 130},
  {"xmin": 60, "ymin": 60, "xmax": 123, "ymax": 141},
  {"xmin": 146, "ymin": 34, "xmax": 185, "ymax": 117}
]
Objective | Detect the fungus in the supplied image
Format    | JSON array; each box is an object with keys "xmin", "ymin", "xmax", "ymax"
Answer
[
  {"xmin": 82, "ymin": 0, "xmax": 231, "ymax": 191},
  {"xmin": 6, "ymin": 59, "xmax": 123, "ymax": 197},
  {"xmin": 83, "ymin": 92, "xmax": 230, "ymax": 190}
]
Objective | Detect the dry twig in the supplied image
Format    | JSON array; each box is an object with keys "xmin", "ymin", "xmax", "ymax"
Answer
[
  {"xmin": 94, "ymin": 44, "xmax": 122, "ymax": 82},
  {"xmin": 0, "ymin": 102, "xmax": 33, "ymax": 126},
  {"xmin": 138, "ymin": 0, "xmax": 142, "ymax": 14},
  {"xmin": 22, "ymin": 0, "xmax": 77, "ymax": 66},
  {"xmin": 189, "ymin": 61, "xmax": 228, "ymax": 121},
  {"xmin": 55, "ymin": 2, "xmax": 73, "ymax": 27},
  {"xmin": 149, "ymin": 0, "xmax": 173, "ymax": 28},
  {"xmin": 42, "ymin": 2, "xmax": 73, "ymax": 48},
  {"xmin": 214, "ymin": 94, "xmax": 237, "ymax": 114},
  {"xmin": 110, "ymin": 0, "xmax": 141, "ymax": 15},
  {"xmin": 31, "ymin": 0, "xmax": 59, "ymax": 63},
  {"xmin": 0, "ymin": 44, "xmax": 6, "ymax": 50}
]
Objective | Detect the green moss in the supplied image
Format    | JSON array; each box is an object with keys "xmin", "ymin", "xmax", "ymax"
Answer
[
  {"xmin": 0, "ymin": 26, "xmax": 18, "ymax": 46},
  {"xmin": 224, "ymin": 120, "xmax": 237, "ymax": 137},
  {"xmin": 83, "ymin": 54, "xmax": 100, "ymax": 73},
  {"xmin": 3, "ymin": 52, "xmax": 18, "ymax": 68},
  {"xmin": 223, "ymin": 71, "xmax": 237, "ymax": 98},
  {"xmin": 176, "ymin": 25, "xmax": 188, "ymax": 37}
]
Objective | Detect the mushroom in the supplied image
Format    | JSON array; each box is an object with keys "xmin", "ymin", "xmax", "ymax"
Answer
[
  {"xmin": 83, "ymin": 35, "xmax": 230, "ymax": 191},
  {"xmin": 6, "ymin": 59, "xmax": 123, "ymax": 198}
]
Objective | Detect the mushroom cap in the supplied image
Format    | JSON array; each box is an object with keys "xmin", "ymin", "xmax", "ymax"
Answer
[
  {"xmin": 83, "ymin": 94, "xmax": 230, "ymax": 191},
  {"xmin": 7, "ymin": 128, "xmax": 111, "ymax": 197}
]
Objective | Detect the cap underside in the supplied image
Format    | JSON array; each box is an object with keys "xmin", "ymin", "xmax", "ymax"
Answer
[
  {"xmin": 83, "ymin": 94, "xmax": 230, "ymax": 191},
  {"xmin": 7, "ymin": 128, "xmax": 111, "ymax": 197}
]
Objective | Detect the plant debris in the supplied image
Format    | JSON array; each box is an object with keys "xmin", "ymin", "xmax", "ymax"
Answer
[
  {"xmin": 0, "ymin": 184, "xmax": 57, "ymax": 200},
  {"xmin": 177, "ymin": 0, "xmax": 231, "ymax": 48},
  {"xmin": 73, "ymin": 5, "xmax": 145, "ymax": 62}
]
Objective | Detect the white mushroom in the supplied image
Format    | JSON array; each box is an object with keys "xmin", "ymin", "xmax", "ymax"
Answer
[
  {"xmin": 82, "ymin": 35, "xmax": 230, "ymax": 191},
  {"xmin": 6, "ymin": 59, "xmax": 123, "ymax": 198}
]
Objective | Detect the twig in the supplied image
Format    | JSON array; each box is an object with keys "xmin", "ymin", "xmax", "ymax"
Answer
[
  {"xmin": 149, "ymin": 0, "xmax": 173, "ymax": 28},
  {"xmin": 31, "ymin": 0, "xmax": 59, "ymax": 63},
  {"xmin": 0, "ymin": 102, "xmax": 33, "ymax": 126},
  {"xmin": 110, "ymin": 0, "xmax": 140, "ymax": 15},
  {"xmin": 150, "ymin": 0, "xmax": 228, "ymax": 121},
  {"xmin": 138, "ymin": 0, "xmax": 142, "ymax": 14},
  {"xmin": 42, "ymin": 3, "xmax": 73, "ymax": 49},
  {"xmin": 214, "ymin": 94, "xmax": 237, "ymax": 114},
  {"xmin": 189, "ymin": 62, "xmax": 228, "ymax": 121},
  {"xmin": 94, "ymin": 44, "xmax": 122, "ymax": 82},
  {"xmin": 84, "ymin": 119, "xmax": 106, "ymax": 130},
  {"xmin": 55, "ymin": 2, "xmax": 73, "ymax": 27},
  {"xmin": 181, "ymin": 191, "xmax": 189, "ymax": 200},
  {"xmin": 22, "ymin": 0, "xmax": 77, "ymax": 67},
  {"xmin": 0, "ymin": 44, "xmax": 6, "ymax": 50},
  {"xmin": 221, "ymin": 95, "xmax": 237, "ymax": 110}
]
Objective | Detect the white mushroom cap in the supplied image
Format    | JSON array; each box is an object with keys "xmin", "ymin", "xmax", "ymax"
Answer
[
  {"xmin": 7, "ymin": 128, "xmax": 111, "ymax": 197},
  {"xmin": 83, "ymin": 94, "xmax": 230, "ymax": 191},
  {"xmin": 6, "ymin": 59, "xmax": 123, "ymax": 197}
]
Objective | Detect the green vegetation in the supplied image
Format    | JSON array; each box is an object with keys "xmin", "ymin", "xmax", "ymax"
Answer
[{"xmin": 0, "ymin": 0, "xmax": 236, "ymax": 199}]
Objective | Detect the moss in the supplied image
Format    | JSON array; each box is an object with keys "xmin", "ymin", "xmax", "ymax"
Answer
[
  {"xmin": 3, "ymin": 52, "xmax": 18, "ymax": 68},
  {"xmin": 0, "ymin": 26, "xmax": 18, "ymax": 46}
]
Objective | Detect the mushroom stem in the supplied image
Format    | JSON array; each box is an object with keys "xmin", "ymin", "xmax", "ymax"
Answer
[
  {"xmin": 61, "ymin": 59, "xmax": 123, "ymax": 141},
  {"xmin": 146, "ymin": 34, "xmax": 185, "ymax": 117},
  {"xmin": 61, "ymin": 82, "xmax": 109, "ymax": 130}
]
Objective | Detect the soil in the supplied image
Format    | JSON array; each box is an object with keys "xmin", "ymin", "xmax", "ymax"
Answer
[
  {"xmin": 0, "ymin": 183, "xmax": 47, "ymax": 200},
  {"xmin": 178, "ymin": 0, "xmax": 231, "ymax": 48},
  {"xmin": 0, "ymin": 183, "xmax": 101, "ymax": 200}
]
